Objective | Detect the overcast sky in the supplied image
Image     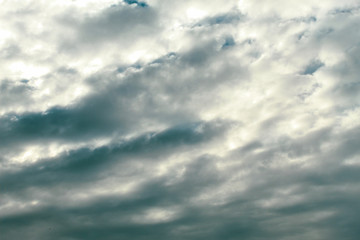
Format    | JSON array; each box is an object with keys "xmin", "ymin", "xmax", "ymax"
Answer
[{"xmin": 1, "ymin": 0, "xmax": 360, "ymax": 239}]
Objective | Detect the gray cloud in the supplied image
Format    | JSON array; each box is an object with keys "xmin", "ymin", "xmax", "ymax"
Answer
[
  {"xmin": 0, "ymin": 120, "xmax": 229, "ymax": 194},
  {"xmin": 302, "ymin": 59, "xmax": 324, "ymax": 75},
  {"xmin": 1, "ymin": 1, "xmax": 360, "ymax": 240}
]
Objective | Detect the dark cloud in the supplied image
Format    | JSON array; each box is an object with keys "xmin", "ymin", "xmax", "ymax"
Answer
[
  {"xmin": 0, "ymin": 42, "xmax": 243, "ymax": 151},
  {"xmin": 0, "ymin": 120, "xmax": 229, "ymax": 194},
  {"xmin": 1, "ymin": 1, "xmax": 360, "ymax": 239},
  {"xmin": 123, "ymin": 0, "xmax": 149, "ymax": 8},
  {"xmin": 302, "ymin": 59, "xmax": 324, "ymax": 75},
  {"xmin": 0, "ymin": 80, "xmax": 34, "ymax": 110},
  {"xmin": 0, "ymin": 103, "xmax": 119, "ymax": 147},
  {"xmin": 2, "ymin": 128, "xmax": 360, "ymax": 240},
  {"xmin": 221, "ymin": 36, "xmax": 236, "ymax": 49},
  {"xmin": 193, "ymin": 11, "xmax": 243, "ymax": 27}
]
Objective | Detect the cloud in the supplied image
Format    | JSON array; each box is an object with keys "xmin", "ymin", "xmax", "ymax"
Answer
[
  {"xmin": 123, "ymin": 0, "xmax": 149, "ymax": 8},
  {"xmin": 1, "ymin": 0, "xmax": 360, "ymax": 240},
  {"xmin": 302, "ymin": 59, "xmax": 324, "ymax": 75}
]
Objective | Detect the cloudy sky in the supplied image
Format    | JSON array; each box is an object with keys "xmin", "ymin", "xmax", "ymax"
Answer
[{"xmin": 1, "ymin": 0, "xmax": 360, "ymax": 239}]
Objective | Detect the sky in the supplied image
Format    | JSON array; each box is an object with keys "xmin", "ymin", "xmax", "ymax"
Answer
[{"xmin": 1, "ymin": 0, "xmax": 360, "ymax": 239}]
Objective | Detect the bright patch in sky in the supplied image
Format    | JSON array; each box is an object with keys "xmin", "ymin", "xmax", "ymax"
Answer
[{"xmin": 186, "ymin": 7, "xmax": 207, "ymax": 19}]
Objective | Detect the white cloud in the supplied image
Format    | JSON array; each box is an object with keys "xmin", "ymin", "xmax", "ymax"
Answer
[{"xmin": 1, "ymin": 1, "xmax": 360, "ymax": 239}]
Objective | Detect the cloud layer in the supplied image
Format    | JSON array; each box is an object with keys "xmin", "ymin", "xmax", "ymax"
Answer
[{"xmin": 1, "ymin": 0, "xmax": 360, "ymax": 239}]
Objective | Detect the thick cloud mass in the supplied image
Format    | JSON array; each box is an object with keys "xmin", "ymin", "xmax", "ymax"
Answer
[{"xmin": 1, "ymin": 0, "xmax": 360, "ymax": 239}]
